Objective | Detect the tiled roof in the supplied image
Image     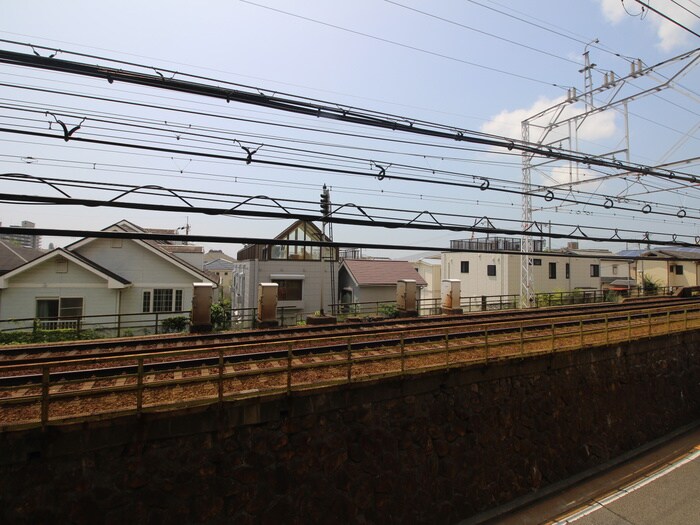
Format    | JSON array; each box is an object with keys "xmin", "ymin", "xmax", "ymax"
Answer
[
  {"xmin": 341, "ymin": 259, "xmax": 427, "ymax": 287},
  {"xmin": 0, "ymin": 240, "xmax": 44, "ymax": 274}
]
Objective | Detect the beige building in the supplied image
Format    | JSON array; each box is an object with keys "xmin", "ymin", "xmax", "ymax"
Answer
[
  {"xmin": 442, "ymin": 238, "xmax": 606, "ymax": 300},
  {"xmin": 410, "ymin": 256, "xmax": 442, "ymax": 313},
  {"xmin": 626, "ymin": 249, "xmax": 700, "ymax": 290}
]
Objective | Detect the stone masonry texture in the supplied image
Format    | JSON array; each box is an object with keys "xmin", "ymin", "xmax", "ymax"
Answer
[{"xmin": 1, "ymin": 331, "xmax": 699, "ymax": 524}]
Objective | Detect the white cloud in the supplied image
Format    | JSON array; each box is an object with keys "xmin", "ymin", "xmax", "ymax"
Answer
[
  {"xmin": 543, "ymin": 166, "xmax": 598, "ymax": 190},
  {"xmin": 597, "ymin": 0, "xmax": 699, "ymax": 51},
  {"xmin": 598, "ymin": 0, "xmax": 627, "ymax": 24},
  {"xmin": 482, "ymin": 97, "xmax": 617, "ymax": 144}
]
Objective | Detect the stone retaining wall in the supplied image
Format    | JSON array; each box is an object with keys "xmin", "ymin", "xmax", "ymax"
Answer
[{"xmin": 1, "ymin": 332, "xmax": 699, "ymax": 524}]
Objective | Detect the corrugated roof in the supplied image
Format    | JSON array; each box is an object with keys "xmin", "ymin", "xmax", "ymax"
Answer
[{"xmin": 341, "ymin": 259, "xmax": 427, "ymax": 287}]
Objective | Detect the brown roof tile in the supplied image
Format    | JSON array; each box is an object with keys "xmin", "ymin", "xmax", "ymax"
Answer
[{"xmin": 342, "ymin": 259, "xmax": 427, "ymax": 287}]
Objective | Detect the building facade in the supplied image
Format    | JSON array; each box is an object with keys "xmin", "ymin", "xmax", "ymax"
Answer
[
  {"xmin": 0, "ymin": 220, "xmax": 217, "ymax": 333},
  {"xmin": 233, "ymin": 221, "xmax": 337, "ymax": 321},
  {"xmin": 442, "ymin": 238, "xmax": 605, "ymax": 300},
  {"xmin": 0, "ymin": 220, "xmax": 41, "ymax": 249}
]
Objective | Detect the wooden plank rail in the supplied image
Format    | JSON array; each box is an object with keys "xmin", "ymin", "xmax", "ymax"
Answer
[{"xmin": 2, "ymin": 303, "xmax": 700, "ymax": 430}]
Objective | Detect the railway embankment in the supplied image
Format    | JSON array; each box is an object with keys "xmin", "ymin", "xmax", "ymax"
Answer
[{"xmin": 1, "ymin": 330, "xmax": 699, "ymax": 524}]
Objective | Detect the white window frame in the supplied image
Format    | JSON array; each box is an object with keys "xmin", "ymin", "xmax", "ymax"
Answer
[{"xmin": 142, "ymin": 288, "xmax": 184, "ymax": 313}]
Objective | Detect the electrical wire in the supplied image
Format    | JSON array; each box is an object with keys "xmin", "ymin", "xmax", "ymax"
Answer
[{"xmin": 238, "ymin": 1, "xmax": 568, "ymax": 88}]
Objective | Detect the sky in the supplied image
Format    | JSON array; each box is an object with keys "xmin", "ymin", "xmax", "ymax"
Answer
[{"xmin": 1, "ymin": 0, "xmax": 699, "ymax": 258}]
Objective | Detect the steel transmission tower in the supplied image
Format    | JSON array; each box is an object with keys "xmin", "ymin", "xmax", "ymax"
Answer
[{"xmin": 520, "ymin": 48, "xmax": 700, "ymax": 308}]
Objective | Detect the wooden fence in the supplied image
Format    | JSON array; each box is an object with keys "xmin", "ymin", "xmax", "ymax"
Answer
[{"xmin": 1, "ymin": 302, "xmax": 698, "ymax": 430}]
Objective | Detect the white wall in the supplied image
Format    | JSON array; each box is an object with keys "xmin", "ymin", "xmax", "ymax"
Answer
[{"xmin": 442, "ymin": 252, "xmax": 603, "ymax": 298}]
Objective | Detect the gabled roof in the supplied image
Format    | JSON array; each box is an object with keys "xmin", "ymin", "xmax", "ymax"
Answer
[
  {"xmin": 67, "ymin": 219, "xmax": 217, "ymax": 285},
  {"xmin": 274, "ymin": 220, "xmax": 327, "ymax": 241},
  {"xmin": 205, "ymin": 249, "xmax": 236, "ymax": 263},
  {"xmin": 618, "ymin": 248, "xmax": 700, "ymax": 260},
  {"xmin": 0, "ymin": 240, "xmax": 44, "ymax": 275},
  {"xmin": 340, "ymin": 259, "xmax": 427, "ymax": 287},
  {"xmin": 0, "ymin": 248, "xmax": 131, "ymax": 289},
  {"xmin": 204, "ymin": 258, "xmax": 236, "ymax": 271}
]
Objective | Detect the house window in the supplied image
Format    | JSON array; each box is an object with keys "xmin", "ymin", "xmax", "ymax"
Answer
[
  {"xmin": 460, "ymin": 261, "xmax": 470, "ymax": 273},
  {"xmin": 36, "ymin": 297, "xmax": 83, "ymax": 319},
  {"xmin": 487, "ymin": 265, "xmax": 496, "ymax": 277},
  {"xmin": 153, "ymin": 289, "xmax": 174, "ymax": 312},
  {"xmin": 272, "ymin": 279, "xmax": 303, "ymax": 301},
  {"xmin": 532, "ymin": 258, "xmax": 542, "ymax": 266},
  {"xmin": 565, "ymin": 263, "xmax": 570, "ymax": 279},
  {"xmin": 612, "ymin": 265, "xmax": 618, "ymax": 275},
  {"xmin": 142, "ymin": 289, "xmax": 183, "ymax": 313},
  {"xmin": 590, "ymin": 264, "xmax": 600, "ymax": 277},
  {"xmin": 549, "ymin": 262, "xmax": 557, "ymax": 279},
  {"xmin": 675, "ymin": 264, "xmax": 684, "ymax": 275}
]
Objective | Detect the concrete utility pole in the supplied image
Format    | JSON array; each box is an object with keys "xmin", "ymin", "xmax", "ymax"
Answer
[{"xmin": 519, "ymin": 48, "xmax": 700, "ymax": 308}]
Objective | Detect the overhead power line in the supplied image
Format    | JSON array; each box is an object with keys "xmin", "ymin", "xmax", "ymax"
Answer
[
  {"xmin": 0, "ymin": 46, "xmax": 693, "ymax": 186},
  {"xmin": 384, "ymin": 0, "xmax": 581, "ymax": 66},
  {"xmin": 238, "ymin": 0, "xmax": 566, "ymax": 88},
  {"xmin": 631, "ymin": 0, "xmax": 700, "ymax": 39},
  {"xmin": 1, "ymin": 225, "xmax": 698, "ymax": 257}
]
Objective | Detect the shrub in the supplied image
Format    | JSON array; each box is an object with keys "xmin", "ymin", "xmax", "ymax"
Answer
[
  {"xmin": 161, "ymin": 316, "xmax": 189, "ymax": 333},
  {"xmin": 210, "ymin": 302, "xmax": 230, "ymax": 330},
  {"xmin": 378, "ymin": 303, "xmax": 398, "ymax": 318}
]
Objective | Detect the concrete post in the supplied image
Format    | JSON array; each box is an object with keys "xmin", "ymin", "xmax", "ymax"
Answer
[
  {"xmin": 257, "ymin": 283, "xmax": 279, "ymax": 328},
  {"xmin": 441, "ymin": 279, "xmax": 463, "ymax": 314},
  {"xmin": 396, "ymin": 279, "xmax": 418, "ymax": 317}
]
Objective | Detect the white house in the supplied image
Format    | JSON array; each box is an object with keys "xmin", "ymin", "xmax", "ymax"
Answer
[{"xmin": 0, "ymin": 220, "xmax": 217, "ymax": 334}]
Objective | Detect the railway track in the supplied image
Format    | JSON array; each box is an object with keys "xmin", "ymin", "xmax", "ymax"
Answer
[
  {"xmin": 1, "ymin": 297, "xmax": 698, "ymax": 387},
  {"xmin": 0, "ymin": 296, "xmax": 694, "ymax": 368},
  {"xmin": 2, "ymin": 297, "xmax": 699, "ymax": 429}
]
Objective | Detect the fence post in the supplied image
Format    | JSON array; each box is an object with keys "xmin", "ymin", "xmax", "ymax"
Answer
[
  {"xmin": 627, "ymin": 314, "xmax": 631, "ymax": 342},
  {"xmin": 551, "ymin": 322, "xmax": 555, "ymax": 352},
  {"xmin": 287, "ymin": 343, "xmax": 293, "ymax": 393},
  {"xmin": 155, "ymin": 313, "xmax": 159, "ymax": 335},
  {"xmin": 445, "ymin": 329, "xmax": 450, "ymax": 366},
  {"xmin": 347, "ymin": 338, "xmax": 352, "ymax": 383},
  {"xmin": 605, "ymin": 314, "xmax": 609, "ymax": 344},
  {"xmin": 218, "ymin": 348, "xmax": 225, "ymax": 403},
  {"xmin": 400, "ymin": 335, "xmax": 405, "ymax": 373},
  {"xmin": 667, "ymin": 311, "xmax": 671, "ymax": 334},
  {"xmin": 117, "ymin": 313, "xmax": 121, "ymax": 338},
  {"xmin": 579, "ymin": 319, "xmax": 583, "ymax": 347},
  {"xmin": 648, "ymin": 312, "xmax": 652, "ymax": 337},
  {"xmin": 445, "ymin": 331, "xmax": 449, "ymax": 366},
  {"xmin": 484, "ymin": 327, "xmax": 489, "ymax": 362},
  {"xmin": 519, "ymin": 323, "xmax": 524, "ymax": 355},
  {"xmin": 685, "ymin": 309, "xmax": 688, "ymax": 331},
  {"xmin": 137, "ymin": 357, "xmax": 144, "ymax": 415},
  {"xmin": 41, "ymin": 366, "xmax": 49, "ymax": 427}
]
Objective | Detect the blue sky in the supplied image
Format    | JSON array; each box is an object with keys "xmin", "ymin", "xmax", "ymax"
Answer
[{"xmin": 1, "ymin": 0, "xmax": 699, "ymax": 257}]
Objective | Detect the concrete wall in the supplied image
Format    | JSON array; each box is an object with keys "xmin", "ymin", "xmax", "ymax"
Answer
[
  {"xmin": 413, "ymin": 260, "xmax": 441, "ymax": 302},
  {"xmin": 1, "ymin": 332, "xmax": 698, "ymax": 524}
]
